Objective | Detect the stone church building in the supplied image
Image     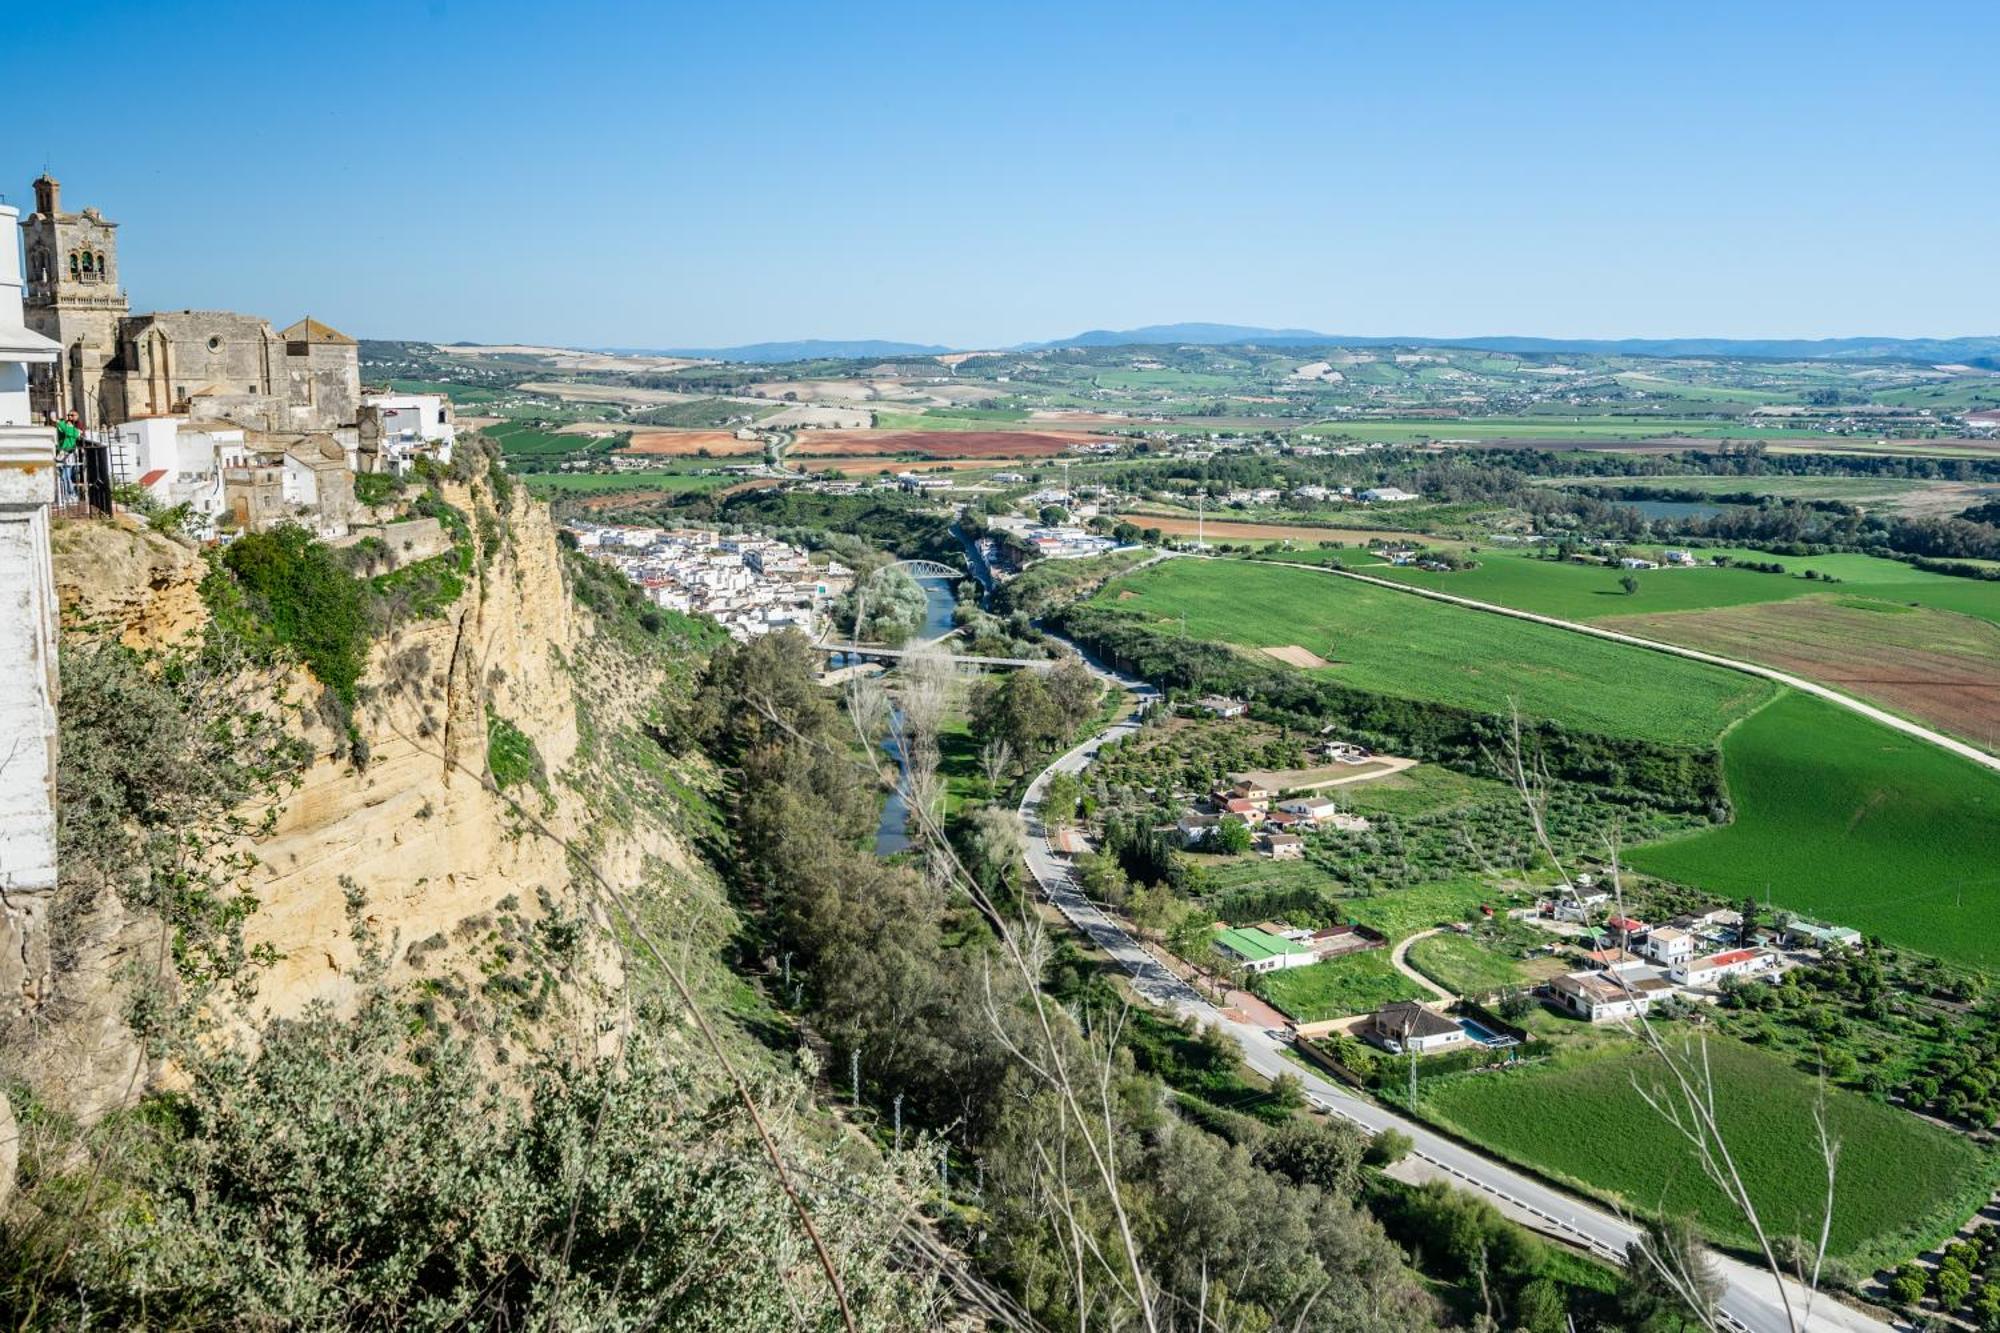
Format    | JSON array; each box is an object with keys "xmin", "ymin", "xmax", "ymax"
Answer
[{"xmin": 19, "ymin": 175, "xmax": 358, "ymax": 433}]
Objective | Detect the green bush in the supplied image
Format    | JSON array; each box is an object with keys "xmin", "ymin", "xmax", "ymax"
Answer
[
  {"xmin": 486, "ymin": 710, "xmax": 546, "ymax": 792},
  {"xmin": 211, "ymin": 525, "xmax": 370, "ymax": 705},
  {"xmin": 352, "ymin": 471, "xmax": 406, "ymax": 507}
]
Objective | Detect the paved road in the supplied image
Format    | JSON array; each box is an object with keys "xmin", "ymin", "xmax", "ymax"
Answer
[
  {"xmin": 1016, "ymin": 639, "xmax": 1889, "ymax": 1333},
  {"xmin": 1264, "ymin": 556, "xmax": 2000, "ymax": 775}
]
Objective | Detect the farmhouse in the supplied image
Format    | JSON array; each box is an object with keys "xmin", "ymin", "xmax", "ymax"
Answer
[
  {"xmin": 1605, "ymin": 915, "xmax": 1648, "ymax": 948},
  {"xmin": 1671, "ymin": 948, "xmax": 1777, "ymax": 989},
  {"xmin": 1360, "ymin": 486, "xmax": 1420, "ymax": 503},
  {"xmin": 1549, "ymin": 965, "xmax": 1672, "ymax": 1023},
  {"xmin": 1220, "ymin": 797, "xmax": 1264, "ymax": 821},
  {"xmin": 1783, "ymin": 920, "xmax": 1862, "ymax": 951},
  {"xmin": 1277, "ymin": 796, "xmax": 1339, "ymax": 821},
  {"xmin": 1619, "ymin": 557, "xmax": 1658, "ymax": 571},
  {"xmin": 1366, "ymin": 1001, "xmax": 1467, "ymax": 1055},
  {"xmin": 1551, "ymin": 889, "xmax": 1611, "ymax": 923},
  {"xmin": 1641, "ymin": 926, "xmax": 1695, "ymax": 966},
  {"xmin": 1228, "ymin": 777, "xmax": 1274, "ymax": 803},
  {"xmin": 1663, "ymin": 549, "xmax": 1697, "ymax": 566},
  {"xmin": 1197, "ymin": 694, "xmax": 1248, "ymax": 718},
  {"xmin": 1176, "ymin": 813, "xmax": 1220, "ymax": 845},
  {"xmin": 1213, "ymin": 926, "xmax": 1314, "ymax": 974},
  {"xmin": 1260, "ymin": 832, "xmax": 1304, "ymax": 860}
]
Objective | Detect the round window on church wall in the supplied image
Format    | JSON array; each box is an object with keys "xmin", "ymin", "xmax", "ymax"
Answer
[{"xmin": 207, "ymin": 336, "xmax": 222, "ymax": 352}]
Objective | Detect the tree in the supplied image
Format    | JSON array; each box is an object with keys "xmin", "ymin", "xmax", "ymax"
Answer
[
  {"xmin": 1252, "ymin": 1118, "xmax": 1366, "ymax": 1194},
  {"xmin": 1365, "ymin": 1127, "xmax": 1413, "ymax": 1167},
  {"xmin": 1214, "ymin": 817, "xmax": 1253, "ymax": 855},
  {"xmin": 1514, "ymin": 1277, "xmax": 1569, "ymax": 1333},
  {"xmin": 1044, "ymin": 658, "xmax": 1104, "ymax": 741},
  {"xmin": 1622, "ymin": 1214, "xmax": 1723, "ymax": 1330},
  {"xmin": 1737, "ymin": 896, "xmax": 1762, "ymax": 948},
  {"xmin": 1042, "ymin": 770, "xmax": 1081, "ymax": 828},
  {"xmin": 1620, "ymin": 573, "xmax": 1641, "ymax": 595},
  {"xmin": 1937, "ymin": 1263, "xmax": 1973, "ymax": 1311}
]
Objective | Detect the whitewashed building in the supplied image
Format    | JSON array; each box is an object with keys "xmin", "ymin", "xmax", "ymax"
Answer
[{"xmin": 0, "ymin": 199, "xmax": 63, "ymax": 1007}]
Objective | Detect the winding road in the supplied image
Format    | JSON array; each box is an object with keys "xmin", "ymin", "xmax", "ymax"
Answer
[{"xmin": 1015, "ymin": 636, "xmax": 1891, "ymax": 1333}]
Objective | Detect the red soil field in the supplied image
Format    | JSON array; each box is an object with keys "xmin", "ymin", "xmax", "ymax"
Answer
[
  {"xmin": 619, "ymin": 431, "xmax": 762, "ymax": 457},
  {"xmin": 791, "ymin": 430, "xmax": 1105, "ymax": 459}
]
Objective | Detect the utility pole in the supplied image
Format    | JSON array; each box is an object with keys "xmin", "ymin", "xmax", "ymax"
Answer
[
  {"xmin": 851, "ymin": 1048, "xmax": 860, "ymax": 1104},
  {"xmin": 893, "ymin": 1093, "xmax": 905, "ymax": 1151}
]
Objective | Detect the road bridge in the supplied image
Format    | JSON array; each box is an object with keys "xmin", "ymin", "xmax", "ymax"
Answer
[{"xmin": 820, "ymin": 642, "xmax": 1055, "ymax": 670}]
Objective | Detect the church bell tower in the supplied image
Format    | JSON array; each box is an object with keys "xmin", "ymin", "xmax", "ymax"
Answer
[{"xmin": 19, "ymin": 174, "xmax": 128, "ymax": 426}]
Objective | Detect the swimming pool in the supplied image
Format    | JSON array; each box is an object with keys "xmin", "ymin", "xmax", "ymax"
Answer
[{"xmin": 1457, "ymin": 1017, "xmax": 1520, "ymax": 1048}]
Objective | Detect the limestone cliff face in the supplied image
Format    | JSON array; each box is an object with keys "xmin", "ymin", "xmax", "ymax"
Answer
[{"xmin": 24, "ymin": 475, "xmax": 707, "ymax": 1119}]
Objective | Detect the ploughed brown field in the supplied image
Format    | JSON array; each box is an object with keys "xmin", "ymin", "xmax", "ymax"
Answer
[
  {"xmin": 1598, "ymin": 598, "xmax": 2000, "ymax": 745},
  {"xmin": 619, "ymin": 431, "xmax": 762, "ymax": 457},
  {"xmin": 791, "ymin": 430, "xmax": 1103, "ymax": 458}
]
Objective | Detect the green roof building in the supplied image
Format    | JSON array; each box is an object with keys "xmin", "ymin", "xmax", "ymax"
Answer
[{"xmin": 1213, "ymin": 926, "xmax": 1314, "ymax": 973}]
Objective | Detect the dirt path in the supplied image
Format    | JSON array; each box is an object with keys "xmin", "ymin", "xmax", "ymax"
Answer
[
  {"xmin": 1390, "ymin": 928, "xmax": 1456, "ymax": 1001},
  {"xmin": 1249, "ymin": 557, "xmax": 2000, "ymax": 775}
]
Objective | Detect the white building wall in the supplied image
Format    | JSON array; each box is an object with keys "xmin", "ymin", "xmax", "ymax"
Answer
[{"xmin": 0, "ymin": 200, "xmax": 63, "ymax": 1016}]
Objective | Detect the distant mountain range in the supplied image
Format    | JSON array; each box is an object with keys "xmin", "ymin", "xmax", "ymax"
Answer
[{"xmin": 606, "ymin": 323, "xmax": 2000, "ymax": 365}]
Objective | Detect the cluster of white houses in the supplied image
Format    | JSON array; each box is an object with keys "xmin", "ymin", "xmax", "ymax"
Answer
[
  {"xmin": 1533, "ymin": 894, "xmax": 1862, "ymax": 1023},
  {"xmin": 1176, "ymin": 774, "xmax": 1371, "ymax": 861},
  {"xmin": 569, "ymin": 523, "xmax": 850, "ymax": 641}
]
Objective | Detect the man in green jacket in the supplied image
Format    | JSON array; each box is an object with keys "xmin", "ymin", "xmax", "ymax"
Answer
[{"xmin": 53, "ymin": 411, "xmax": 82, "ymax": 506}]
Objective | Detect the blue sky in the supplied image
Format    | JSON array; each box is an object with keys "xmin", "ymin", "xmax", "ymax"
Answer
[{"xmin": 11, "ymin": 0, "xmax": 1997, "ymax": 348}]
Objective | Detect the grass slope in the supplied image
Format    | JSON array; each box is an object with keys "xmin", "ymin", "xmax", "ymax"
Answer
[
  {"xmin": 1257, "ymin": 950, "xmax": 1427, "ymax": 1023},
  {"xmin": 1420, "ymin": 1035, "xmax": 1994, "ymax": 1269},
  {"xmin": 1096, "ymin": 559, "xmax": 1773, "ymax": 746},
  {"xmin": 1628, "ymin": 691, "xmax": 2000, "ymax": 970}
]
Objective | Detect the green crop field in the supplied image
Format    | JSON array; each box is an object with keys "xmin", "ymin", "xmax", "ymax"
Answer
[
  {"xmin": 1334, "ymin": 548, "xmax": 2000, "ymax": 627},
  {"xmin": 1255, "ymin": 950, "xmax": 1427, "ymax": 1022},
  {"xmin": 522, "ymin": 468, "xmax": 733, "ymax": 497},
  {"xmin": 1094, "ymin": 559, "xmax": 1773, "ymax": 745},
  {"xmin": 1546, "ymin": 474, "xmax": 1947, "ymax": 508},
  {"xmin": 484, "ymin": 420, "xmax": 614, "ymax": 459},
  {"xmin": 1297, "ymin": 416, "xmax": 1840, "ymax": 444},
  {"xmin": 1628, "ymin": 691, "xmax": 2000, "ymax": 970},
  {"xmin": 1420, "ymin": 1035, "xmax": 1996, "ymax": 1268}
]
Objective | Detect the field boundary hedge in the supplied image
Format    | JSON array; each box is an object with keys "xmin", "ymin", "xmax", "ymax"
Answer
[{"xmin": 1053, "ymin": 603, "xmax": 1726, "ymax": 811}]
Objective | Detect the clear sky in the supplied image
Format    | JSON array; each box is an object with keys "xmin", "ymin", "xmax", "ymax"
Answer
[{"xmin": 11, "ymin": 0, "xmax": 1997, "ymax": 349}]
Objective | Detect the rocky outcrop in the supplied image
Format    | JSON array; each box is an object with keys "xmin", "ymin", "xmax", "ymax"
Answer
[
  {"xmin": 51, "ymin": 519, "xmax": 206, "ymax": 650},
  {"xmin": 19, "ymin": 470, "xmax": 706, "ymax": 1118}
]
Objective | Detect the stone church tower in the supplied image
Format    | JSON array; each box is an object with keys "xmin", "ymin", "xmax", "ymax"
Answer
[{"xmin": 19, "ymin": 175, "xmax": 129, "ymax": 427}]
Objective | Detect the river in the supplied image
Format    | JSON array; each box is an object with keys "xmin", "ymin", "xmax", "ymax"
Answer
[{"xmin": 871, "ymin": 575, "xmax": 963, "ymax": 856}]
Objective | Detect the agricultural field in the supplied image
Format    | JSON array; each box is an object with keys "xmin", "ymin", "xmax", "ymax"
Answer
[
  {"xmin": 1298, "ymin": 416, "xmax": 1844, "ymax": 445},
  {"xmin": 792, "ymin": 429, "xmax": 1105, "ymax": 459},
  {"xmin": 1598, "ymin": 596, "xmax": 2000, "ymax": 745},
  {"xmin": 1627, "ymin": 691, "xmax": 2000, "ymax": 970},
  {"xmin": 1093, "ymin": 558, "xmax": 1774, "ymax": 746},
  {"xmin": 1404, "ymin": 930, "xmax": 1564, "ymax": 997},
  {"xmin": 1255, "ymin": 950, "xmax": 1426, "ymax": 1022},
  {"xmin": 1340, "ymin": 546, "xmax": 2000, "ymax": 627},
  {"xmin": 1419, "ymin": 1034, "xmax": 1997, "ymax": 1270},
  {"xmin": 483, "ymin": 419, "xmax": 617, "ymax": 460},
  {"xmin": 618, "ymin": 430, "xmax": 762, "ymax": 457},
  {"xmin": 521, "ymin": 467, "xmax": 735, "ymax": 498},
  {"xmin": 1545, "ymin": 473, "xmax": 1990, "ymax": 516},
  {"xmin": 1330, "ymin": 766, "xmax": 1520, "ymax": 819}
]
